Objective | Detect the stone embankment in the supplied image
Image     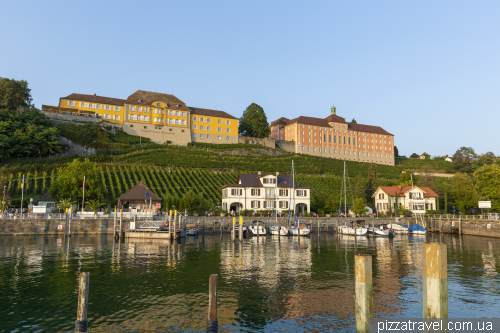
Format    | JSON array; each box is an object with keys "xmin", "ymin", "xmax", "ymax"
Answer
[{"xmin": 0, "ymin": 217, "xmax": 499, "ymax": 238}]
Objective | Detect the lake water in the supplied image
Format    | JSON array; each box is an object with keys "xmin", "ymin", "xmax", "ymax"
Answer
[{"xmin": 0, "ymin": 233, "xmax": 499, "ymax": 332}]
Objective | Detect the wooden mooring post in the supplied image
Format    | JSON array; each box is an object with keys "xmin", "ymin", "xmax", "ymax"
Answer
[
  {"xmin": 75, "ymin": 272, "xmax": 90, "ymax": 333},
  {"xmin": 422, "ymin": 243, "xmax": 448, "ymax": 318},
  {"xmin": 119, "ymin": 209, "xmax": 123, "ymax": 239},
  {"xmin": 206, "ymin": 274, "xmax": 218, "ymax": 333},
  {"xmin": 113, "ymin": 208, "xmax": 117, "ymax": 238},
  {"xmin": 68, "ymin": 208, "xmax": 73, "ymax": 237},
  {"xmin": 232, "ymin": 217, "xmax": 235, "ymax": 242},
  {"xmin": 355, "ymin": 254, "xmax": 373, "ymax": 333},
  {"xmin": 173, "ymin": 210, "xmax": 177, "ymax": 239},
  {"xmin": 238, "ymin": 216, "xmax": 243, "ymax": 242}
]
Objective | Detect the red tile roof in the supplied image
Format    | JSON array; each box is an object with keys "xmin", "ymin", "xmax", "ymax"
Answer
[
  {"xmin": 188, "ymin": 107, "xmax": 238, "ymax": 120},
  {"xmin": 348, "ymin": 123, "xmax": 393, "ymax": 136},
  {"xmin": 126, "ymin": 90, "xmax": 190, "ymax": 111},
  {"xmin": 61, "ymin": 93, "xmax": 126, "ymax": 106},
  {"xmin": 271, "ymin": 117, "xmax": 290, "ymax": 126},
  {"xmin": 376, "ymin": 186, "xmax": 438, "ymax": 197}
]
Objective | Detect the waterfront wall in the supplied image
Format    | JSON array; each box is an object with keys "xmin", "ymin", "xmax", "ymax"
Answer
[{"xmin": 1, "ymin": 217, "xmax": 499, "ymax": 238}]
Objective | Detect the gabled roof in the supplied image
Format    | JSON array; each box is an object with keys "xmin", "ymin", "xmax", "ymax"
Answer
[
  {"xmin": 116, "ymin": 180, "xmax": 161, "ymax": 202},
  {"xmin": 420, "ymin": 152, "xmax": 430, "ymax": 156},
  {"xmin": 348, "ymin": 123, "xmax": 393, "ymax": 136},
  {"xmin": 61, "ymin": 93, "xmax": 126, "ymax": 106},
  {"xmin": 286, "ymin": 116, "xmax": 332, "ymax": 127},
  {"xmin": 325, "ymin": 114, "xmax": 347, "ymax": 124},
  {"xmin": 126, "ymin": 90, "xmax": 190, "ymax": 111},
  {"xmin": 373, "ymin": 186, "xmax": 438, "ymax": 198},
  {"xmin": 271, "ymin": 117, "xmax": 290, "ymax": 126},
  {"xmin": 33, "ymin": 191, "xmax": 56, "ymax": 205},
  {"xmin": 221, "ymin": 174, "xmax": 310, "ymax": 189},
  {"xmin": 188, "ymin": 106, "xmax": 238, "ymax": 120}
]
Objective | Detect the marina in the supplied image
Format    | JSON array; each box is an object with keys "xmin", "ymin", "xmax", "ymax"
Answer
[{"xmin": 1, "ymin": 231, "xmax": 499, "ymax": 332}]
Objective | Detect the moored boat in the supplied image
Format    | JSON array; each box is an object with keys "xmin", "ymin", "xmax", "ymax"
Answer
[{"xmin": 269, "ymin": 225, "xmax": 288, "ymax": 236}]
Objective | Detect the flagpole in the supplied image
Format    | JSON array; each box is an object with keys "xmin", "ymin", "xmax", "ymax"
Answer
[{"xmin": 82, "ymin": 176, "xmax": 85, "ymax": 213}]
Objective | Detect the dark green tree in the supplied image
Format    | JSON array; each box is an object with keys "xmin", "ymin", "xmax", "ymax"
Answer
[
  {"xmin": 410, "ymin": 153, "xmax": 419, "ymax": 159},
  {"xmin": 0, "ymin": 77, "xmax": 32, "ymax": 109},
  {"xmin": 354, "ymin": 172, "xmax": 364, "ymax": 200},
  {"xmin": 449, "ymin": 172, "xmax": 477, "ymax": 213},
  {"xmin": 239, "ymin": 103, "xmax": 270, "ymax": 138},
  {"xmin": 365, "ymin": 164, "xmax": 378, "ymax": 203},
  {"xmin": 394, "ymin": 146, "xmax": 399, "ymax": 157},
  {"xmin": 351, "ymin": 118, "xmax": 357, "ymax": 124},
  {"xmin": 452, "ymin": 147, "xmax": 477, "ymax": 172}
]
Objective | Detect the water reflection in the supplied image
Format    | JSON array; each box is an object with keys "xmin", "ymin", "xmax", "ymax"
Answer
[{"xmin": 0, "ymin": 233, "xmax": 499, "ymax": 332}]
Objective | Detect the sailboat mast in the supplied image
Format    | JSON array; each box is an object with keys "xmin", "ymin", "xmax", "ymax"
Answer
[
  {"xmin": 275, "ymin": 171, "xmax": 278, "ymax": 223},
  {"xmin": 344, "ymin": 161, "xmax": 347, "ymax": 217}
]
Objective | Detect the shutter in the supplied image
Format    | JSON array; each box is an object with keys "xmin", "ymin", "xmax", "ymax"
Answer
[
  {"xmin": 286, "ymin": 189, "xmax": 288, "ymax": 196},
  {"xmin": 231, "ymin": 189, "xmax": 234, "ymax": 196},
  {"xmin": 296, "ymin": 190, "xmax": 299, "ymax": 196},
  {"xmin": 258, "ymin": 201, "xmax": 261, "ymax": 208},
  {"xmin": 286, "ymin": 201, "xmax": 288, "ymax": 208},
  {"xmin": 258, "ymin": 189, "xmax": 261, "ymax": 196},
  {"xmin": 304, "ymin": 190, "xmax": 307, "ymax": 197},
  {"xmin": 274, "ymin": 201, "xmax": 276, "ymax": 208}
]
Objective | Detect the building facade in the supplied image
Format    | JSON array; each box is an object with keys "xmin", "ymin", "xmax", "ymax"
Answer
[
  {"xmin": 269, "ymin": 105, "xmax": 395, "ymax": 165},
  {"xmin": 372, "ymin": 186, "xmax": 438, "ymax": 215},
  {"xmin": 221, "ymin": 172, "xmax": 311, "ymax": 214},
  {"xmin": 42, "ymin": 90, "xmax": 238, "ymax": 146}
]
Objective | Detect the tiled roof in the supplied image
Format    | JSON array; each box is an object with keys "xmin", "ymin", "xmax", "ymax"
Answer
[
  {"xmin": 33, "ymin": 191, "xmax": 55, "ymax": 204},
  {"xmin": 188, "ymin": 107, "xmax": 238, "ymax": 120},
  {"xmin": 116, "ymin": 180, "xmax": 161, "ymax": 201},
  {"xmin": 421, "ymin": 152, "xmax": 430, "ymax": 156},
  {"xmin": 126, "ymin": 90, "xmax": 190, "ymax": 111},
  {"xmin": 221, "ymin": 174, "xmax": 311, "ymax": 189},
  {"xmin": 286, "ymin": 116, "xmax": 332, "ymax": 127},
  {"xmin": 375, "ymin": 186, "xmax": 438, "ymax": 198},
  {"xmin": 325, "ymin": 114, "xmax": 347, "ymax": 124},
  {"xmin": 271, "ymin": 117, "xmax": 290, "ymax": 126},
  {"xmin": 62, "ymin": 93, "xmax": 126, "ymax": 106},
  {"xmin": 348, "ymin": 123, "xmax": 393, "ymax": 136}
]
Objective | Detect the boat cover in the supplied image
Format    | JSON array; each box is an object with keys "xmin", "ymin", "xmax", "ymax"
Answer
[{"xmin": 409, "ymin": 224, "xmax": 425, "ymax": 232}]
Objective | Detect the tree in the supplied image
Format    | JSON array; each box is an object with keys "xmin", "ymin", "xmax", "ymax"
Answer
[
  {"xmin": 398, "ymin": 172, "xmax": 417, "ymax": 187},
  {"xmin": 86, "ymin": 199, "xmax": 105, "ymax": 216},
  {"xmin": 452, "ymin": 147, "xmax": 477, "ymax": 172},
  {"xmin": 354, "ymin": 173, "xmax": 364, "ymax": 200},
  {"xmin": 410, "ymin": 153, "xmax": 419, "ymax": 159},
  {"xmin": 449, "ymin": 172, "xmax": 477, "ymax": 213},
  {"xmin": 365, "ymin": 164, "xmax": 378, "ymax": 203},
  {"xmin": 239, "ymin": 103, "xmax": 270, "ymax": 138},
  {"xmin": 324, "ymin": 195, "xmax": 337, "ymax": 215},
  {"xmin": 473, "ymin": 164, "xmax": 500, "ymax": 212},
  {"xmin": 58, "ymin": 198, "xmax": 73, "ymax": 213},
  {"xmin": 50, "ymin": 159, "xmax": 105, "ymax": 204},
  {"xmin": 394, "ymin": 146, "xmax": 399, "ymax": 157},
  {"xmin": 351, "ymin": 118, "xmax": 357, "ymax": 124},
  {"xmin": 181, "ymin": 189, "xmax": 197, "ymax": 213},
  {"xmin": 352, "ymin": 198, "xmax": 367, "ymax": 216},
  {"xmin": 0, "ymin": 77, "xmax": 32, "ymax": 110},
  {"xmin": 474, "ymin": 152, "xmax": 497, "ymax": 170}
]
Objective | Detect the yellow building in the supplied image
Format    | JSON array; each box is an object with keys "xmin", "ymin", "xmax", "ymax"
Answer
[{"xmin": 42, "ymin": 90, "xmax": 239, "ymax": 145}]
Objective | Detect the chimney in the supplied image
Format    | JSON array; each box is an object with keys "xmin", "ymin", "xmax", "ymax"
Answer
[
  {"xmin": 276, "ymin": 172, "xmax": 279, "ymax": 176},
  {"xmin": 94, "ymin": 93, "xmax": 96, "ymax": 96},
  {"xmin": 258, "ymin": 171, "xmax": 261, "ymax": 175},
  {"xmin": 398, "ymin": 184, "xmax": 402, "ymax": 190}
]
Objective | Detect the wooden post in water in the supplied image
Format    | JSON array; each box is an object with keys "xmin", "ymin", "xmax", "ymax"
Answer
[
  {"xmin": 68, "ymin": 208, "xmax": 73, "ymax": 237},
  {"xmin": 422, "ymin": 243, "xmax": 448, "ymax": 318},
  {"xmin": 113, "ymin": 208, "xmax": 116, "ymax": 238},
  {"xmin": 440, "ymin": 218, "xmax": 443, "ymax": 234},
  {"xmin": 65, "ymin": 210, "xmax": 69, "ymax": 237},
  {"xmin": 206, "ymin": 274, "xmax": 218, "ymax": 332},
  {"xmin": 239, "ymin": 216, "xmax": 243, "ymax": 242},
  {"xmin": 118, "ymin": 209, "xmax": 123, "ymax": 238},
  {"xmin": 75, "ymin": 272, "xmax": 90, "ymax": 333},
  {"xmin": 173, "ymin": 210, "xmax": 177, "ymax": 239},
  {"xmin": 232, "ymin": 217, "xmax": 235, "ymax": 242},
  {"xmin": 459, "ymin": 216, "xmax": 462, "ymax": 235},
  {"xmin": 355, "ymin": 254, "xmax": 373, "ymax": 333}
]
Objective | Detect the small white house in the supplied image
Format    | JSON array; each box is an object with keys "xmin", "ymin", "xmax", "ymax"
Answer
[
  {"xmin": 444, "ymin": 156, "xmax": 452, "ymax": 162},
  {"xmin": 221, "ymin": 172, "xmax": 311, "ymax": 215},
  {"xmin": 372, "ymin": 185, "xmax": 438, "ymax": 215},
  {"xmin": 32, "ymin": 191, "xmax": 57, "ymax": 213}
]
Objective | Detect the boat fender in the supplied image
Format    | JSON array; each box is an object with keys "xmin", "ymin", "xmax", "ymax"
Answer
[{"xmin": 300, "ymin": 225, "xmax": 304, "ymax": 230}]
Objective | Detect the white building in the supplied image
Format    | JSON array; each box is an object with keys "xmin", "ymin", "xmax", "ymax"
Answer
[
  {"xmin": 221, "ymin": 172, "xmax": 311, "ymax": 215},
  {"xmin": 372, "ymin": 185, "xmax": 438, "ymax": 215}
]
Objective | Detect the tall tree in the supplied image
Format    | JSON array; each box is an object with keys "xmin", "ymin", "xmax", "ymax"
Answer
[
  {"xmin": 452, "ymin": 147, "xmax": 477, "ymax": 172},
  {"xmin": 473, "ymin": 164, "xmax": 500, "ymax": 212},
  {"xmin": 50, "ymin": 159, "xmax": 105, "ymax": 204},
  {"xmin": 351, "ymin": 118, "xmax": 357, "ymax": 124},
  {"xmin": 239, "ymin": 103, "xmax": 270, "ymax": 138},
  {"xmin": 0, "ymin": 78, "xmax": 32, "ymax": 109},
  {"xmin": 354, "ymin": 172, "xmax": 364, "ymax": 200},
  {"xmin": 365, "ymin": 164, "xmax": 378, "ymax": 203},
  {"xmin": 449, "ymin": 172, "xmax": 477, "ymax": 213},
  {"xmin": 394, "ymin": 146, "xmax": 399, "ymax": 157},
  {"xmin": 410, "ymin": 153, "xmax": 419, "ymax": 158}
]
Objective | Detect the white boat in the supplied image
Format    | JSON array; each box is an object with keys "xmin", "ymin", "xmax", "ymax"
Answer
[
  {"xmin": 289, "ymin": 225, "xmax": 311, "ymax": 236},
  {"xmin": 185, "ymin": 227, "xmax": 198, "ymax": 236},
  {"xmin": 248, "ymin": 222, "xmax": 266, "ymax": 236},
  {"xmin": 269, "ymin": 225, "xmax": 288, "ymax": 236},
  {"xmin": 390, "ymin": 224, "xmax": 408, "ymax": 234},
  {"xmin": 338, "ymin": 225, "xmax": 368, "ymax": 236}
]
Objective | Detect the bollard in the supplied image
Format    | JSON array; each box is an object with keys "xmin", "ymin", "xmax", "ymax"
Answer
[
  {"xmin": 422, "ymin": 243, "xmax": 448, "ymax": 318},
  {"xmin": 232, "ymin": 217, "xmax": 235, "ymax": 242},
  {"xmin": 459, "ymin": 217, "xmax": 462, "ymax": 235},
  {"xmin": 113, "ymin": 208, "xmax": 117, "ymax": 238},
  {"xmin": 65, "ymin": 212, "xmax": 69, "ymax": 237},
  {"xmin": 68, "ymin": 208, "xmax": 73, "ymax": 237},
  {"xmin": 440, "ymin": 218, "xmax": 443, "ymax": 234},
  {"xmin": 173, "ymin": 210, "xmax": 177, "ymax": 239},
  {"xmin": 238, "ymin": 216, "xmax": 243, "ymax": 242},
  {"xmin": 119, "ymin": 209, "xmax": 123, "ymax": 238},
  {"xmin": 207, "ymin": 274, "xmax": 218, "ymax": 333},
  {"xmin": 75, "ymin": 272, "xmax": 90, "ymax": 333},
  {"xmin": 355, "ymin": 254, "xmax": 373, "ymax": 333}
]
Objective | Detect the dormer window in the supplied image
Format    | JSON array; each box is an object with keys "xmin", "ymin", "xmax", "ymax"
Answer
[{"xmin": 262, "ymin": 178, "xmax": 276, "ymax": 184}]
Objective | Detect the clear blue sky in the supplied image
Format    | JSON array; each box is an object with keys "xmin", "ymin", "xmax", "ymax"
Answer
[{"xmin": 2, "ymin": 0, "xmax": 499, "ymax": 157}]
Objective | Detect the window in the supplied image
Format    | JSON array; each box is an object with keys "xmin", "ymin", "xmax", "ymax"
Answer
[
  {"xmin": 130, "ymin": 106, "xmax": 136, "ymax": 111},
  {"xmin": 207, "ymin": 126, "xmax": 211, "ymax": 131},
  {"xmin": 226, "ymin": 128, "xmax": 231, "ymax": 133},
  {"xmin": 193, "ymin": 116, "xmax": 198, "ymax": 121},
  {"xmin": 182, "ymin": 112, "xmax": 186, "ymax": 117},
  {"xmin": 154, "ymin": 117, "xmax": 157, "ymax": 122},
  {"xmin": 138, "ymin": 107, "xmax": 142, "ymax": 112},
  {"xmin": 313, "ymin": 147, "xmax": 316, "ymax": 152},
  {"xmin": 175, "ymin": 119, "xmax": 178, "ymax": 125},
  {"xmin": 252, "ymin": 189, "xmax": 259, "ymax": 196},
  {"xmin": 279, "ymin": 201, "xmax": 287, "ymax": 208},
  {"xmin": 192, "ymin": 125, "xmax": 198, "ymax": 129},
  {"xmin": 348, "ymin": 137, "xmax": 351, "ymax": 145},
  {"xmin": 176, "ymin": 111, "xmax": 179, "ymax": 116},
  {"xmin": 264, "ymin": 201, "xmax": 274, "ymax": 208},
  {"xmin": 217, "ymin": 127, "xmax": 222, "ymax": 132},
  {"xmin": 226, "ymin": 120, "xmax": 231, "ymax": 125},
  {"xmin": 207, "ymin": 135, "xmax": 210, "ymax": 139},
  {"xmin": 301, "ymin": 138, "xmax": 304, "ymax": 142},
  {"xmin": 280, "ymin": 189, "xmax": 287, "ymax": 196},
  {"xmin": 200, "ymin": 117, "xmax": 204, "ymax": 122},
  {"xmin": 218, "ymin": 136, "xmax": 221, "ymax": 140},
  {"xmin": 129, "ymin": 114, "xmax": 136, "ymax": 120},
  {"xmin": 105, "ymin": 105, "xmax": 111, "ymax": 110},
  {"xmin": 114, "ymin": 106, "xmax": 120, "ymax": 111},
  {"xmin": 181, "ymin": 120, "xmax": 186, "ymax": 125},
  {"xmin": 114, "ymin": 115, "xmax": 120, "ymax": 120},
  {"xmin": 67, "ymin": 101, "xmax": 75, "ymax": 106},
  {"xmin": 251, "ymin": 201, "xmax": 259, "ymax": 208},
  {"xmin": 207, "ymin": 118, "xmax": 211, "ymax": 123},
  {"xmin": 226, "ymin": 136, "xmax": 230, "ymax": 141},
  {"xmin": 88, "ymin": 103, "xmax": 94, "ymax": 108},
  {"xmin": 192, "ymin": 133, "xmax": 196, "ymax": 138},
  {"xmin": 232, "ymin": 189, "xmax": 243, "ymax": 196},
  {"xmin": 200, "ymin": 125, "xmax": 205, "ymax": 130},
  {"xmin": 334, "ymin": 136, "xmax": 336, "ymax": 143},
  {"xmin": 104, "ymin": 114, "xmax": 111, "ymax": 119},
  {"xmin": 169, "ymin": 111, "xmax": 174, "ymax": 116},
  {"xmin": 200, "ymin": 134, "xmax": 204, "ymax": 138},
  {"xmin": 297, "ymin": 190, "xmax": 306, "ymax": 196},
  {"xmin": 218, "ymin": 119, "xmax": 222, "ymax": 124},
  {"xmin": 301, "ymin": 146, "xmax": 304, "ymax": 151},
  {"xmin": 80, "ymin": 102, "xmax": 86, "ymax": 107},
  {"xmin": 329, "ymin": 149, "xmax": 331, "ymax": 153},
  {"xmin": 145, "ymin": 108, "xmax": 149, "ymax": 113}
]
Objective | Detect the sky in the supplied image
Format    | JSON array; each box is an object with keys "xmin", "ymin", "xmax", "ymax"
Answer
[{"xmin": 2, "ymin": 0, "xmax": 499, "ymax": 157}]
